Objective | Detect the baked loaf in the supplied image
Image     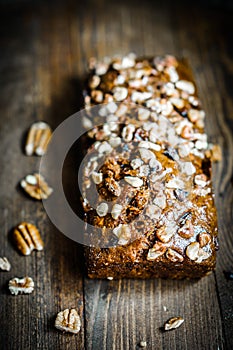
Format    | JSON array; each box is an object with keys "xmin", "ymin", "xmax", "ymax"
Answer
[{"xmin": 81, "ymin": 54, "xmax": 219, "ymax": 279}]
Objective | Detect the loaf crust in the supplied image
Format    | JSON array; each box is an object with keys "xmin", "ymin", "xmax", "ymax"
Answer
[{"xmin": 81, "ymin": 54, "xmax": 219, "ymax": 279}]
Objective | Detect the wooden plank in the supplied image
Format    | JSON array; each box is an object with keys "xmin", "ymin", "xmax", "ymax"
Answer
[
  {"xmin": 171, "ymin": 5, "xmax": 233, "ymax": 349},
  {"xmin": 0, "ymin": 3, "xmax": 85, "ymax": 350}
]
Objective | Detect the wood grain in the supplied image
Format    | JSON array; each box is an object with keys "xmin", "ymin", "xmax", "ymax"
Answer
[{"xmin": 0, "ymin": 1, "xmax": 232, "ymax": 349}]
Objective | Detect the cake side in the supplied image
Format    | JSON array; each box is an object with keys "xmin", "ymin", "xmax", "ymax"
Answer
[{"xmin": 81, "ymin": 54, "xmax": 219, "ymax": 279}]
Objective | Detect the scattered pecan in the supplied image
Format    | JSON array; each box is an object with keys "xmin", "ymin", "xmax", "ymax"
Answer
[
  {"xmin": 9, "ymin": 276, "xmax": 34, "ymax": 295},
  {"xmin": 13, "ymin": 222, "xmax": 44, "ymax": 255},
  {"xmin": 20, "ymin": 173, "xmax": 53, "ymax": 200},
  {"xmin": 25, "ymin": 121, "xmax": 52, "ymax": 156},
  {"xmin": 55, "ymin": 309, "xmax": 81, "ymax": 334},
  {"xmin": 164, "ymin": 316, "xmax": 184, "ymax": 331},
  {"xmin": 0, "ymin": 257, "xmax": 11, "ymax": 271}
]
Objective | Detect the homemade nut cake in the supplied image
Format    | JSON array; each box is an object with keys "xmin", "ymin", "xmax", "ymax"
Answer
[{"xmin": 81, "ymin": 54, "xmax": 219, "ymax": 279}]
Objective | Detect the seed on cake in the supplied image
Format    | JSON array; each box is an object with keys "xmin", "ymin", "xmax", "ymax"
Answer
[
  {"xmin": 122, "ymin": 124, "xmax": 135, "ymax": 142},
  {"xmin": 147, "ymin": 242, "xmax": 167, "ymax": 261},
  {"xmin": 92, "ymin": 172, "xmax": 103, "ymax": 184},
  {"xmin": 139, "ymin": 148, "xmax": 156, "ymax": 162},
  {"xmin": 113, "ymin": 86, "xmax": 128, "ymax": 101},
  {"xmin": 198, "ymin": 232, "xmax": 211, "ymax": 247},
  {"xmin": 111, "ymin": 204, "xmax": 123, "ymax": 219},
  {"xmin": 91, "ymin": 89, "xmax": 104, "ymax": 103},
  {"xmin": 156, "ymin": 226, "xmax": 175, "ymax": 243},
  {"xmin": 186, "ymin": 242, "xmax": 200, "ymax": 260},
  {"xmin": 170, "ymin": 97, "xmax": 185, "ymax": 110},
  {"xmin": 131, "ymin": 158, "xmax": 144, "ymax": 170},
  {"xmin": 194, "ymin": 174, "xmax": 207, "ymax": 187},
  {"xmin": 20, "ymin": 173, "xmax": 53, "ymax": 200},
  {"xmin": 138, "ymin": 141, "xmax": 161, "ymax": 152},
  {"xmin": 124, "ymin": 176, "xmax": 143, "ymax": 188},
  {"xmin": 166, "ymin": 248, "xmax": 184, "ymax": 262},
  {"xmin": 89, "ymin": 75, "xmax": 101, "ymax": 89},
  {"xmin": 176, "ymin": 80, "xmax": 195, "ymax": 94},
  {"xmin": 96, "ymin": 202, "xmax": 109, "ymax": 217},
  {"xmin": 138, "ymin": 108, "xmax": 150, "ymax": 121}
]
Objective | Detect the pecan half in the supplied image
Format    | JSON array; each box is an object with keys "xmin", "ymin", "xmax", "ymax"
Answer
[
  {"xmin": 13, "ymin": 222, "xmax": 44, "ymax": 255},
  {"xmin": 25, "ymin": 121, "xmax": 52, "ymax": 156},
  {"xmin": 9, "ymin": 276, "xmax": 34, "ymax": 295},
  {"xmin": 55, "ymin": 309, "xmax": 81, "ymax": 334},
  {"xmin": 20, "ymin": 173, "xmax": 53, "ymax": 200}
]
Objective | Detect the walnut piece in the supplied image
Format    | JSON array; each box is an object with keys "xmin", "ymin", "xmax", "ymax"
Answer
[
  {"xmin": 20, "ymin": 173, "xmax": 53, "ymax": 200},
  {"xmin": 164, "ymin": 316, "xmax": 184, "ymax": 331},
  {"xmin": 55, "ymin": 309, "xmax": 81, "ymax": 334},
  {"xmin": 13, "ymin": 222, "xmax": 44, "ymax": 255},
  {"xmin": 166, "ymin": 248, "xmax": 184, "ymax": 262},
  {"xmin": 9, "ymin": 276, "xmax": 34, "ymax": 295},
  {"xmin": 25, "ymin": 121, "xmax": 52, "ymax": 156},
  {"xmin": 0, "ymin": 257, "xmax": 11, "ymax": 271},
  {"xmin": 147, "ymin": 242, "xmax": 167, "ymax": 261}
]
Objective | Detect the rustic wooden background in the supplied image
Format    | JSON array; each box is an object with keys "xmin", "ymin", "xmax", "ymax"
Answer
[{"xmin": 0, "ymin": 0, "xmax": 233, "ymax": 349}]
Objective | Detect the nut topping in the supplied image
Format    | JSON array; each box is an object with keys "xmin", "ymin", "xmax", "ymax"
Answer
[
  {"xmin": 113, "ymin": 224, "xmax": 131, "ymax": 245},
  {"xmin": 139, "ymin": 148, "xmax": 156, "ymax": 162},
  {"xmin": 164, "ymin": 316, "xmax": 184, "ymax": 331},
  {"xmin": 186, "ymin": 242, "xmax": 200, "ymax": 260},
  {"xmin": 196, "ymin": 248, "xmax": 212, "ymax": 263},
  {"xmin": 194, "ymin": 174, "xmax": 207, "ymax": 187},
  {"xmin": 25, "ymin": 121, "xmax": 52, "ymax": 156},
  {"xmin": 13, "ymin": 222, "xmax": 44, "ymax": 255},
  {"xmin": 122, "ymin": 124, "xmax": 135, "ymax": 142},
  {"xmin": 96, "ymin": 202, "xmax": 108, "ymax": 217},
  {"xmin": 131, "ymin": 158, "xmax": 144, "ymax": 170},
  {"xmin": 178, "ymin": 220, "xmax": 194, "ymax": 239},
  {"xmin": 166, "ymin": 248, "xmax": 184, "ymax": 262},
  {"xmin": 124, "ymin": 176, "xmax": 143, "ymax": 188},
  {"xmin": 111, "ymin": 204, "xmax": 123, "ymax": 219},
  {"xmin": 176, "ymin": 80, "xmax": 195, "ymax": 94},
  {"xmin": 55, "ymin": 309, "xmax": 81, "ymax": 334},
  {"xmin": 113, "ymin": 86, "xmax": 128, "ymax": 101},
  {"xmin": 156, "ymin": 226, "xmax": 175, "ymax": 243},
  {"xmin": 198, "ymin": 232, "xmax": 211, "ymax": 247},
  {"xmin": 9, "ymin": 276, "xmax": 34, "ymax": 295},
  {"xmin": 89, "ymin": 75, "xmax": 101, "ymax": 89},
  {"xmin": 91, "ymin": 90, "xmax": 103, "ymax": 103},
  {"xmin": 92, "ymin": 171, "xmax": 103, "ymax": 184},
  {"xmin": 181, "ymin": 162, "xmax": 196, "ymax": 176},
  {"xmin": 147, "ymin": 242, "xmax": 167, "ymax": 261},
  {"xmin": 138, "ymin": 108, "xmax": 150, "ymax": 121},
  {"xmin": 138, "ymin": 141, "xmax": 161, "ymax": 152},
  {"xmin": 20, "ymin": 173, "xmax": 53, "ymax": 200},
  {"xmin": 0, "ymin": 257, "xmax": 11, "ymax": 271}
]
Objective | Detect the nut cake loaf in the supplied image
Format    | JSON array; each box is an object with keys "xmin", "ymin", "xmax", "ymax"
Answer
[{"xmin": 81, "ymin": 54, "xmax": 219, "ymax": 279}]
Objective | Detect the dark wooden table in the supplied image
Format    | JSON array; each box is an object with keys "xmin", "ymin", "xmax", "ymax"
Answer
[{"xmin": 0, "ymin": 0, "xmax": 233, "ymax": 349}]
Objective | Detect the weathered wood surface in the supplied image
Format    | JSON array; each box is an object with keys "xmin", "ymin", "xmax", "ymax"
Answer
[{"xmin": 0, "ymin": 1, "xmax": 232, "ymax": 349}]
